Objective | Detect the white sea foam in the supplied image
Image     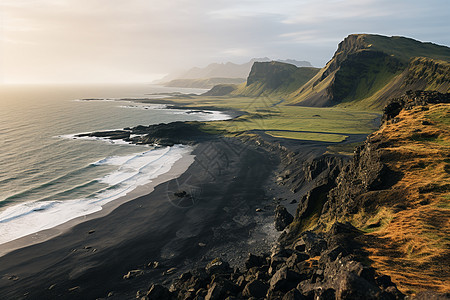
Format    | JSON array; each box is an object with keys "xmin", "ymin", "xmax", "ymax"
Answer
[
  {"xmin": 166, "ymin": 109, "xmax": 231, "ymax": 121},
  {"xmin": 0, "ymin": 145, "xmax": 192, "ymax": 245},
  {"xmin": 73, "ymin": 98, "xmax": 117, "ymax": 102},
  {"xmin": 117, "ymin": 104, "xmax": 232, "ymax": 121},
  {"xmin": 117, "ymin": 104, "xmax": 167, "ymax": 109}
]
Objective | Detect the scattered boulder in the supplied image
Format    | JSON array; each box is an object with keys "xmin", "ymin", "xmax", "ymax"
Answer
[
  {"xmin": 245, "ymin": 253, "xmax": 266, "ymax": 270},
  {"xmin": 205, "ymin": 282, "xmax": 226, "ymax": 300},
  {"xmin": 285, "ymin": 252, "xmax": 309, "ymax": 269},
  {"xmin": 164, "ymin": 267, "xmax": 177, "ymax": 275},
  {"xmin": 336, "ymin": 271, "xmax": 381, "ymax": 300},
  {"xmin": 270, "ymin": 266, "xmax": 301, "ymax": 292},
  {"xmin": 242, "ymin": 280, "xmax": 269, "ymax": 298},
  {"xmin": 147, "ymin": 284, "xmax": 171, "ymax": 299},
  {"xmin": 147, "ymin": 261, "xmax": 159, "ymax": 269},
  {"xmin": 123, "ymin": 269, "xmax": 144, "ymax": 280},
  {"xmin": 205, "ymin": 258, "xmax": 232, "ymax": 275},
  {"xmin": 274, "ymin": 205, "xmax": 294, "ymax": 231},
  {"xmin": 68, "ymin": 286, "xmax": 80, "ymax": 292},
  {"xmin": 282, "ymin": 288, "xmax": 306, "ymax": 300}
]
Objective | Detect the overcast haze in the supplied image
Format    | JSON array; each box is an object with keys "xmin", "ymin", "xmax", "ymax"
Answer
[{"xmin": 1, "ymin": 0, "xmax": 449, "ymax": 84}]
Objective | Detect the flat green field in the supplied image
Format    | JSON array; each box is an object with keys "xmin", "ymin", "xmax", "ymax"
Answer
[
  {"xmin": 167, "ymin": 94, "xmax": 379, "ymax": 142},
  {"xmin": 265, "ymin": 131, "xmax": 348, "ymax": 143}
]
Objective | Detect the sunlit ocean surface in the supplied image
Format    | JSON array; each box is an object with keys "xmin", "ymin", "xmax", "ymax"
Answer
[{"xmin": 0, "ymin": 84, "xmax": 223, "ymax": 244}]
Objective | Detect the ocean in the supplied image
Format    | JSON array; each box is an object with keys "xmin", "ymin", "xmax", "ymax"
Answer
[{"xmin": 0, "ymin": 84, "xmax": 228, "ymax": 245}]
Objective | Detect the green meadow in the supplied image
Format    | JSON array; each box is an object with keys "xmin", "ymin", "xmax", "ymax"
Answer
[{"xmin": 168, "ymin": 94, "xmax": 379, "ymax": 143}]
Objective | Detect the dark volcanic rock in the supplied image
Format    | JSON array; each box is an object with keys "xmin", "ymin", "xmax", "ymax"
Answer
[
  {"xmin": 270, "ymin": 266, "xmax": 301, "ymax": 292},
  {"xmin": 77, "ymin": 130, "xmax": 130, "ymax": 140},
  {"xmin": 335, "ymin": 271, "xmax": 381, "ymax": 300},
  {"xmin": 245, "ymin": 253, "xmax": 266, "ymax": 270},
  {"xmin": 205, "ymin": 258, "xmax": 232, "ymax": 276},
  {"xmin": 300, "ymin": 231, "xmax": 327, "ymax": 257},
  {"xmin": 78, "ymin": 121, "xmax": 214, "ymax": 147},
  {"xmin": 242, "ymin": 279, "xmax": 269, "ymax": 298},
  {"xmin": 282, "ymin": 288, "xmax": 306, "ymax": 300},
  {"xmin": 205, "ymin": 282, "xmax": 226, "ymax": 300},
  {"xmin": 146, "ymin": 284, "xmax": 171, "ymax": 299},
  {"xmin": 274, "ymin": 205, "xmax": 294, "ymax": 231},
  {"xmin": 382, "ymin": 91, "xmax": 450, "ymax": 122}
]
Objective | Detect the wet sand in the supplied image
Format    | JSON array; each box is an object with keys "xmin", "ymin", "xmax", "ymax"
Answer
[
  {"xmin": 0, "ymin": 149, "xmax": 196, "ymax": 258},
  {"xmin": 0, "ymin": 138, "xmax": 281, "ymax": 299}
]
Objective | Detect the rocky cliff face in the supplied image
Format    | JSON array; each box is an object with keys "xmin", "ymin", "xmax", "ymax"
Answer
[
  {"xmin": 247, "ymin": 62, "xmax": 299, "ymax": 88},
  {"xmin": 284, "ymin": 91, "xmax": 450, "ymax": 294},
  {"xmin": 235, "ymin": 61, "xmax": 320, "ymax": 97}
]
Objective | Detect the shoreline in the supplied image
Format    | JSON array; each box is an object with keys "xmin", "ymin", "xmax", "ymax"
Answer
[
  {"xmin": 0, "ymin": 102, "xmax": 237, "ymax": 257},
  {"xmin": 0, "ymin": 138, "xmax": 283, "ymax": 299},
  {"xmin": 0, "ymin": 147, "xmax": 196, "ymax": 258}
]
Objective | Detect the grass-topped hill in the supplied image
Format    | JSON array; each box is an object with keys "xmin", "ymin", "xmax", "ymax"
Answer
[
  {"xmin": 232, "ymin": 61, "xmax": 320, "ymax": 97},
  {"xmin": 288, "ymin": 34, "xmax": 450, "ymax": 109}
]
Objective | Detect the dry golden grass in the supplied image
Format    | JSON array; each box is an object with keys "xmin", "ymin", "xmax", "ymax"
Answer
[{"xmin": 361, "ymin": 104, "xmax": 450, "ymax": 294}]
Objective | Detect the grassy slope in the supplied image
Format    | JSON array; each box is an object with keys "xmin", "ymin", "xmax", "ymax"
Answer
[
  {"xmin": 365, "ymin": 104, "xmax": 450, "ymax": 294},
  {"xmin": 323, "ymin": 104, "xmax": 450, "ymax": 294},
  {"xmin": 345, "ymin": 57, "xmax": 450, "ymax": 110},
  {"xmin": 288, "ymin": 34, "xmax": 450, "ymax": 109}
]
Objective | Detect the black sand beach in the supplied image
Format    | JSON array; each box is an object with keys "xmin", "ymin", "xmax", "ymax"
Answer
[
  {"xmin": 0, "ymin": 138, "xmax": 276, "ymax": 299},
  {"xmin": 0, "ymin": 129, "xmax": 347, "ymax": 299}
]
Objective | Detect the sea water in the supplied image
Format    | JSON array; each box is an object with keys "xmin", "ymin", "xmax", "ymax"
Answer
[{"xmin": 0, "ymin": 84, "xmax": 228, "ymax": 244}]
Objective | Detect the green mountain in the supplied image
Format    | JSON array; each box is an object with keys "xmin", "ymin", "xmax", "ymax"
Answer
[
  {"xmin": 288, "ymin": 34, "xmax": 450, "ymax": 109},
  {"xmin": 232, "ymin": 61, "xmax": 320, "ymax": 97}
]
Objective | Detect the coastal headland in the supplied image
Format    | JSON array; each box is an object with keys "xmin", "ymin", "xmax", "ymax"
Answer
[{"xmin": 0, "ymin": 34, "xmax": 449, "ymax": 299}]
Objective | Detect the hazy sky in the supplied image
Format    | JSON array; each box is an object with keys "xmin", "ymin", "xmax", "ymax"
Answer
[{"xmin": 1, "ymin": 0, "xmax": 449, "ymax": 84}]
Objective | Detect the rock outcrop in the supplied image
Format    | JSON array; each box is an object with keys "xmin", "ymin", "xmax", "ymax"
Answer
[
  {"xmin": 274, "ymin": 205, "xmax": 294, "ymax": 231},
  {"xmin": 139, "ymin": 223, "xmax": 403, "ymax": 299},
  {"xmin": 77, "ymin": 121, "xmax": 213, "ymax": 147}
]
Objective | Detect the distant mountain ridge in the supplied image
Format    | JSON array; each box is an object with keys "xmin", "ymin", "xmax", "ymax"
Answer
[
  {"xmin": 163, "ymin": 78, "xmax": 246, "ymax": 89},
  {"xmin": 159, "ymin": 58, "xmax": 313, "ymax": 88}
]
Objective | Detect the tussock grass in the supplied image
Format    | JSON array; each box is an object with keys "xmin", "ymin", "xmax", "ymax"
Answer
[{"xmin": 361, "ymin": 103, "xmax": 450, "ymax": 294}]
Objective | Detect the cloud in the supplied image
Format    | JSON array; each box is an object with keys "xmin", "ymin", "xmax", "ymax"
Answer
[{"xmin": 0, "ymin": 0, "xmax": 449, "ymax": 83}]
